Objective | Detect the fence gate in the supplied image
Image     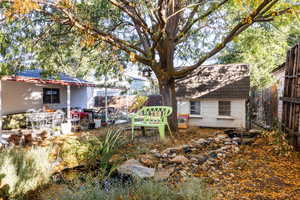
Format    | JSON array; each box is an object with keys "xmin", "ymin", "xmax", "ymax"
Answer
[{"xmin": 282, "ymin": 43, "xmax": 300, "ymax": 150}]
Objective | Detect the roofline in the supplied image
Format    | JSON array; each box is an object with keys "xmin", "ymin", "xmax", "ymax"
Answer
[
  {"xmin": 175, "ymin": 63, "xmax": 249, "ymax": 70},
  {"xmin": 1, "ymin": 76, "xmax": 96, "ymax": 87},
  {"xmin": 197, "ymin": 63, "xmax": 249, "ymax": 67},
  {"xmin": 271, "ymin": 63, "xmax": 285, "ymax": 73}
]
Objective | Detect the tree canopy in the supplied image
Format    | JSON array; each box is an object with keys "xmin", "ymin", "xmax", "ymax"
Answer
[
  {"xmin": 218, "ymin": 22, "xmax": 300, "ymax": 89},
  {"xmin": 1, "ymin": 0, "xmax": 299, "ymax": 130}
]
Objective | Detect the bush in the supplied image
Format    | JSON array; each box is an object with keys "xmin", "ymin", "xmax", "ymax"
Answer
[
  {"xmin": 0, "ymin": 147, "xmax": 52, "ymax": 198},
  {"xmin": 58, "ymin": 128, "xmax": 124, "ymax": 171},
  {"xmin": 262, "ymin": 129, "xmax": 294, "ymax": 156},
  {"xmin": 60, "ymin": 178, "xmax": 213, "ymax": 200}
]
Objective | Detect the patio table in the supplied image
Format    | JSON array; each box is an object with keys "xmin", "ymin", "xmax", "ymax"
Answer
[{"xmin": 26, "ymin": 111, "xmax": 64, "ymax": 130}]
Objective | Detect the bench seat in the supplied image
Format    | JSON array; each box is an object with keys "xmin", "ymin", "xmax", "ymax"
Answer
[{"xmin": 130, "ymin": 106, "xmax": 172, "ymax": 140}]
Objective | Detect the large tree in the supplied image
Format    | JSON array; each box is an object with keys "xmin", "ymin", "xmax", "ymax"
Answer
[
  {"xmin": 218, "ymin": 22, "xmax": 300, "ymax": 88},
  {"xmin": 2, "ymin": 0, "xmax": 299, "ymax": 131}
]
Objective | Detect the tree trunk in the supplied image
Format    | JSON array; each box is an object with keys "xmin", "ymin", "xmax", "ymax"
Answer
[{"xmin": 159, "ymin": 78, "xmax": 178, "ymax": 133}]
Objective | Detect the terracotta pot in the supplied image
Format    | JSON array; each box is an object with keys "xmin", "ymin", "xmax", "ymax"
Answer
[
  {"xmin": 8, "ymin": 134, "xmax": 22, "ymax": 145},
  {"xmin": 24, "ymin": 133, "xmax": 33, "ymax": 145},
  {"xmin": 40, "ymin": 130, "xmax": 49, "ymax": 140}
]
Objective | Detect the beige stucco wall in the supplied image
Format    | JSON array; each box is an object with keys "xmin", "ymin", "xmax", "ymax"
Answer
[
  {"xmin": 2, "ymin": 80, "xmax": 93, "ymax": 115},
  {"xmin": 177, "ymin": 98, "xmax": 246, "ymax": 128}
]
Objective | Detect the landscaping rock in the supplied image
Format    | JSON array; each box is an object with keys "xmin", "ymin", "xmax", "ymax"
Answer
[
  {"xmin": 217, "ymin": 133, "xmax": 228, "ymax": 139},
  {"xmin": 195, "ymin": 138, "xmax": 207, "ymax": 144},
  {"xmin": 249, "ymin": 129, "xmax": 262, "ymax": 135},
  {"xmin": 117, "ymin": 159, "xmax": 155, "ymax": 179},
  {"xmin": 150, "ymin": 149, "xmax": 158, "ymax": 154},
  {"xmin": 154, "ymin": 152, "xmax": 162, "ymax": 158},
  {"xmin": 162, "ymin": 147, "xmax": 181, "ymax": 154},
  {"xmin": 182, "ymin": 145, "xmax": 192, "ymax": 153},
  {"xmin": 154, "ymin": 167, "xmax": 174, "ymax": 181},
  {"xmin": 209, "ymin": 152, "xmax": 218, "ymax": 159},
  {"xmin": 170, "ymin": 155, "xmax": 189, "ymax": 164},
  {"xmin": 197, "ymin": 155, "xmax": 209, "ymax": 164}
]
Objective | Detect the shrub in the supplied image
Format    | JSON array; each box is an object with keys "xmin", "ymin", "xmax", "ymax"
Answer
[
  {"xmin": 58, "ymin": 128, "xmax": 124, "ymax": 171},
  {"xmin": 262, "ymin": 129, "xmax": 294, "ymax": 156},
  {"xmin": 0, "ymin": 147, "xmax": 52, "ymax": 198},
  {"xmin": 60, "ymin": 178, "xmax": 213, "ymax": 200}
]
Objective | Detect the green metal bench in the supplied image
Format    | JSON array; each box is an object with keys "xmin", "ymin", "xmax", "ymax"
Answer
[{"xmin": 130, "ymin": 106, "xmax": 173, "ymax": 140}]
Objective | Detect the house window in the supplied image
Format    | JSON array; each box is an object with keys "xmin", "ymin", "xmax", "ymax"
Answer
[
  {"xmin": 43, "ymin": 88, "xmax": 60, "ymax": 104},
  {"xmin": 218, "ymin": 101, "xmax": 231, "ymax": 116},
  {"xmin": 190, "ymin": 101, "xmax": 201, "ymax": 115}
]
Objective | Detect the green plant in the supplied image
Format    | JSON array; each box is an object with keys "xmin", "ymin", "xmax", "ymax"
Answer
[
  {"xmin": 60, "ymin": 178, "xmax": 213, "ymax": 200},
  {"xmin": 99, "ymin": 128, "xmax": 124, "ymax": 170},
  {"xmin": 262, "ymin": 129, "xmax": 294, "ymax": 157},
  {"xmin": 0, "ymin": 147, "xmax": 52, "ymax": 198}
]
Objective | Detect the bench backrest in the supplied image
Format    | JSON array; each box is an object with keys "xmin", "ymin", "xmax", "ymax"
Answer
[{"xmin": 136, "ymin": 106, "xmax": 172, "ymax": 124}]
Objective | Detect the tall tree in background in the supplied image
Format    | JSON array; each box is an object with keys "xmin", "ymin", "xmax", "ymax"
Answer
[
  {"xmin": 2, "ymin": 0, "xmax": 299, "ymax": 131},
  {"xmin": 218, "ymin": 22, "xmax": 300, "ymax": 88}
]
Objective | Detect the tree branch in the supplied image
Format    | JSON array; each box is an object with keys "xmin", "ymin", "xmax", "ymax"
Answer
[
  {"xmin": 175, "ymin": 0, "xmax": 229, "ymax": 42},
  {"xmin": 174, "ymin": 0, "xmax": 277, "ymax": 79}
]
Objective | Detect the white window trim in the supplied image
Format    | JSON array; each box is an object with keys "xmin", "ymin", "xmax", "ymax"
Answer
[
  {"xmin": 216, "ymin": 116, "xmax": 234, "ymax": 120},
  {"xmin": 190, "ymin": 114, "xmax": 203, "ymax": 118},
  {"xmin": 218, "ymin": 100, "xmax": 231, "ymax": 116},
  {"xmin": 190, "ymin": 100, "xmax": 201, "ymax": 115}
]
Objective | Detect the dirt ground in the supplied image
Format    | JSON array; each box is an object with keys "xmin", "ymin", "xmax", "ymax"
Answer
[
  {"xmin": 21, "ymin": 126, "xmax": 300, "ymax": 200},
  {"xmin": 114, "ymin": 126, "xmax": 300, "ymax": 200}
]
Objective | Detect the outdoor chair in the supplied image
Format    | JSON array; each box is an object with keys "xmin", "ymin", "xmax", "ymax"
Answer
[{"xmin": 130, "ymin": 106, "xmax": 173, "ymax": 140}]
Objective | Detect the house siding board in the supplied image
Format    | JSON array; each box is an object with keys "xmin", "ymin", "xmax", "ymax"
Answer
[
  {"xmin": 177, "ymin": 98, "xmax": 246, "ymax": 128},
  {"xmin": 2, "ymin": 80, "xmax": 89, "ymax": 115},
  {"xmin": 70, "ymin": 86, "xmax": 88, "ymax": 108}
]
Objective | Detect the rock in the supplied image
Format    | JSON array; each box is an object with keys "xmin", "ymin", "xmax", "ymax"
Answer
[
  {"xmin": 217, "ymin": 153, "xmax": 225, "ymax": 159},
  {"xmin": 209, "ymin": 152, "xmax": 218, "ymax": 159},
  {"xmin": 162, "ymin": 147, "xmax": 180, "ymax": 154},
  {"xmin": 170, "ymin": 155, "xmax": 189, "ymax": 164},
  {"xmin": 249, "ymin": 129, "xmax": 262, "ymax": 134},
  {"xmin": 194, "ymin": 138, "xmax": 208, "ymax": 145},
  {"xmin": 224, "ymin": 138, "xmax": 232, "ymax": 142},
  {"xmin": 182, "ymin": 145, "xmax": 192, "ymax": 153},
  {"xmin": 216, "ymin": 134, "xmax": 228, "ymax": 140},
  {"xmin": 162, "ymin": 153, "xmax": 168, "ymax": 158},
  {"xmin": 117, "ymin": 159, "xmax": 155, "ymax": 179},
  {"xmin": 197, "ymin": 155, "xmax": 209, "ymax": 164},
  {"xmin": 154, "ymin": 167, "xmax": 174, "ymax": 181},
  {"xmin": 168, "ymin": 153, "xmax": 177, "ymax": 158},
  {"xmin": 150, "ymin": 149, "xmax": 158, "ymax": 154},
  {"xmin": 154, "ymin": 152, "xmax": 162, "ymax": 158},
  {"xmin": 232, "ymin": 147, "xmax": 240, "ymax": 153},
  {"xmin": 189, "ymin": 154, "xmax": 208, "ymax": 165},
  {"xmin": 232, "ymin": 137, "xmax": 241, "ymax": 142}
]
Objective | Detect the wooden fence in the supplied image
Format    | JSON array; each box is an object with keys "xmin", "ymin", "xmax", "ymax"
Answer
[
  {"xmin": 282, "ymin": 43, "xmax": 300, "ymax": 150},
  {"xmin": 250, "ymin": 86, "xmax": 278, "ymax": 128}
]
